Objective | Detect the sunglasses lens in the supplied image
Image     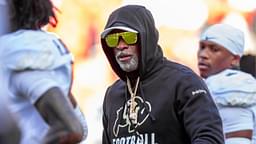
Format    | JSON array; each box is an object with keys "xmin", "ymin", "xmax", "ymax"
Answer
[
  {"xmin": 105, "ymin": 32, "xmax": 138, "ymax": 48},
  {"xmin": 105, "ymin": 33, "xmax": 119, "ymax": 48},
  {"xmin": 122, "ymin": 32, "xmax": 137, "ymax": 45}
]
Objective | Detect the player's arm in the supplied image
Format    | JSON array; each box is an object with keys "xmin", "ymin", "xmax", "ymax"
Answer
[
  {"xmin": 11, "ymin": 70, "xmax": 83, "ymax": 144},
  {"xmin": 35, "ymin": 87, "xmax": 83, "ymax": 144},
  {"xmin": 68, "ymin": 93, "xmax": 88, "ymax": 140}
]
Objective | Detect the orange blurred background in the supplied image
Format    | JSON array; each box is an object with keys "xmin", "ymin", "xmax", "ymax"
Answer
[{"xmin": 49, "ymin": 0, "xmax": 256, "ymax": 143}]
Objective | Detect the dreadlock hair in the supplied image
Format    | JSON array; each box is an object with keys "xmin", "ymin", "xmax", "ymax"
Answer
[{"xmin": 9, "ymin": 0, "xmax": 58, "ymax": 32}]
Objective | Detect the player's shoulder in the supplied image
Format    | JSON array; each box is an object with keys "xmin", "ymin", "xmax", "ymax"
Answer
[
  {"xmin": 0, "ymin": 30, "xmax": 62, "ymax": 70},
  {"xmin": 0, "ymin": 29, "xmax": 58, "ymax": 44},
  {"xmin": 0, "ymin": 30, "xmax": 59, "ymax": 53}
]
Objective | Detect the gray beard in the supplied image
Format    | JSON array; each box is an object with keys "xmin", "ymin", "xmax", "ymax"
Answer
[{"xmin": 116, "ymin": 55, "xmax": 139, "ymax": 72}]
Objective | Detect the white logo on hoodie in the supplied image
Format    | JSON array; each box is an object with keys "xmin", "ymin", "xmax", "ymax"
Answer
[{"xmin": 113, "ymin": 96, "xmax": 151, "ymax": 137}]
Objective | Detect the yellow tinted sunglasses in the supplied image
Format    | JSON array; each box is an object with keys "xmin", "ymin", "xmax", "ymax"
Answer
[{"xmin": 105, "ymin": 32, "xmax": 138, "ymax": 48}]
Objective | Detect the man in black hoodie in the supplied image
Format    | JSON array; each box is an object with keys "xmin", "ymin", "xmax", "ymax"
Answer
[{"xmin": 100, "ymin": 5, "xmax": 224, "ymax": 144}]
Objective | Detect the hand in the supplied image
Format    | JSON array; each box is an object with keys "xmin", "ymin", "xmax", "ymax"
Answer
[
  {"xmin": 43, "ymin": 130, "xmax": 83, "ymax": 144},
  {"xmin": 58, "ymin": 132, "xmax": 83, "ymax": 144}
]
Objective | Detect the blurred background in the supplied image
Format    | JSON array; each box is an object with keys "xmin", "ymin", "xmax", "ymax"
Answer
[{"xmin": 49, "ymin": 0, "xmax": 256, "ymax": 143}]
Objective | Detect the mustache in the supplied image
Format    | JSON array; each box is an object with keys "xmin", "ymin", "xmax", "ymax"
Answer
[{"xmin": 115, "ymin": 51, "xmax": 131, "ymax": 58}]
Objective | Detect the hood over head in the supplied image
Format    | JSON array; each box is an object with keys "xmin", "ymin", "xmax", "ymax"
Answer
[{"xmin": 101, "ymin": 5, "xmax": 163, "ymax": 81}]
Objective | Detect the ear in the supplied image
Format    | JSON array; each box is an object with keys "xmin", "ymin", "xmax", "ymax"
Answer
[{"xmin": 231, "ymin": 55, "xmax": 241, "ymax": 67}]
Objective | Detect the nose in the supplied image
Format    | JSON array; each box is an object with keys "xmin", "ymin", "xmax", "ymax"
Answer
[
  {"xmin": 198, "ymin": 47, "xmax": 209, "ymax": 60},
  {"xmin": 116, "ymin": 38, "xmax": 128, "ymax": 50}
]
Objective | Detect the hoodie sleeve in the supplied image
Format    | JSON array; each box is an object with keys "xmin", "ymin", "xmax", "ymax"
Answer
[
  {"xmin": 102, "ymin": 87, "xmax": 111, "ymax": 144},
  {"xmin": 176, "ymin": 74, "xmax": 224, "ymax": 144}
]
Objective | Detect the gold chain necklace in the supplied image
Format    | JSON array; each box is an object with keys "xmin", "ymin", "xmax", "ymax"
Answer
[{"xmin": 127, "ymin": 76, "xmax": 140, "ymax": 124}]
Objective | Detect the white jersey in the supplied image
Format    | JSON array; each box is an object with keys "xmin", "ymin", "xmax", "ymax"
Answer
[
  {"xmin": 0, "ymin": 29, "xmax": 74, "ymax": 144},
  {"xmin": 205, "ymin": 69, "xmax": 256, "ymax": 144}
]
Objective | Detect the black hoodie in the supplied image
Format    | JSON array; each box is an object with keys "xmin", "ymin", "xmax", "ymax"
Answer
[{"xmin": 101, "ymin": 5, "xmax": 224, "ymax": 144}]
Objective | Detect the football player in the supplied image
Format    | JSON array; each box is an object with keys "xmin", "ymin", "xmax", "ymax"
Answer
[{"xmin": 0, "ymin": 0, "xmax": 88, "ymax": 143}]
